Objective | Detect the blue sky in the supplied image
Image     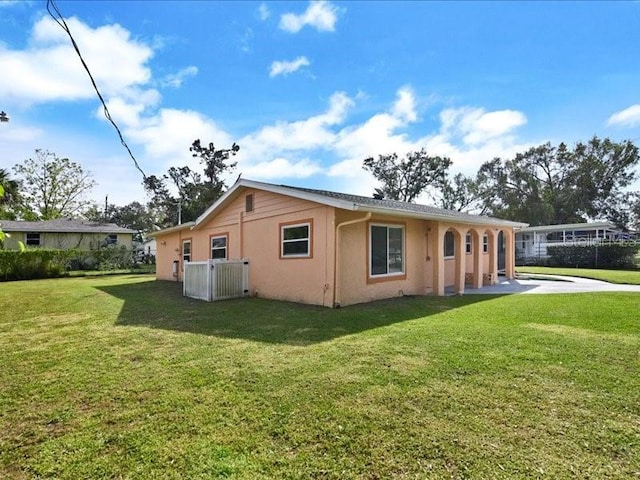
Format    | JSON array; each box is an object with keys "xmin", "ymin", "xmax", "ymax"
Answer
[{"xmin": 1, "ymin": 0, "xmax": 640, "ymax": 207}]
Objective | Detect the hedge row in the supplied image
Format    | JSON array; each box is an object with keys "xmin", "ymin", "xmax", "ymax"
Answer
[
  {"xmin": 546, "ymin": 244, "xmax": 640, "ymax": 269},
  {"xmin": 0, "ymin": 249, "xmax": 74, "ymax": 281},
  {"xmin": 0, "ymin": 246, "xmax": 142, "ymax": 281}
]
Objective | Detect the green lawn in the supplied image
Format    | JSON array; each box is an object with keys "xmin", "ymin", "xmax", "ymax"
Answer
[
  {"xmin": 516, "ymin": 266, "xmax": 640, "ymax": 285},
  {"xmin": 1, "ymin": 276, "xmax": 639, "ymax": 479}
]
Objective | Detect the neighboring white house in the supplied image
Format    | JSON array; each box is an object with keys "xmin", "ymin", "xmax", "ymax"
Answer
[
  {"xmin": 515, "ymin": 221, "xmax": 632, "ymax": 261},
  {"xmin": 139, "ymin": 238, "xmax": 157, "ymax": 257}
]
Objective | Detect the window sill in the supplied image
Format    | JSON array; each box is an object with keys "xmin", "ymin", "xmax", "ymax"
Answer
[{"xmin": 367, "ymin": 273, "xmax": 407, "ymax": 284}]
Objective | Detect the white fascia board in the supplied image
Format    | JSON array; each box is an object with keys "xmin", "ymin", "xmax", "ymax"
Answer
[
  {"xmin": 520, "ymin": 221, "xmax": 615, "ymax": 233},
  {"xmin": 148, "ymin": 221, "xmax": 195, "ymax": 237},
  {"xmin": 357, "ymin": 205, "xmax": 529, "ymax": 228}
]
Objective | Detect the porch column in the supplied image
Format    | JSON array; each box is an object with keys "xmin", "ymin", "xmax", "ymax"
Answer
[
  {"xmin": 454, "ymin": 228, "xmax": 466, "ymax": 295},
  {"xmin": 472, "ymin": 230, "xmax": 483, "ymax": 289},
  {"xmin": 505, "ymin": 229, "xmax": 515, "ymax": 279},
  {"xmin": 489, "ymin": 230, "xmax": 498, "ymax": 284},
  {"xmin": 432, "ymin": 225, "xmax": 445, "ymax": 296}
]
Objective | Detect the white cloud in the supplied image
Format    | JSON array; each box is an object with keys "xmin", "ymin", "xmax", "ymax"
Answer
[
  {"xmin": 239, "ymin": 28, "xmax": 254, "ymax": 53},
  {"xmin": 438, "ymin": 107, "xmax": 527, "ymax": 146},
  {"xmin": 422, "ymin": 134, "xmax": 532, "ymax": 175},
  {"xmin": 258, "ymin": 3, "xmax": 270, "ymax": 21},
  {"xmin": 329, "ymin": 87, "xmax": 421, "ymax": 170},
  {"xmin": 160, "ymin": 66, "xmax": 198, "ymax": 88},
  {"xmin": 100, "ymin": 97, "xmax": 148, "ymax": 129},
  {"xmin": 0, "ymin": 16, "xmax": 153, "ymax": 105},
  {"xmin": 325, "ymin": 88, "xmax": 424, "ymax": 196},
  {"xmin": 279, "ymin": 1, "xmax": 338, "ymax": 33},
  {"xmin": 0, "ymin": 124, "xmax": 42, "ymax": 143},
  {"xmin": 391, "ymin": 85, "xmax": 418, "ymax": 123},
  {"xmin": 123, "ymin": 108, "xmax": 234, "ymax": 170},
  {"xmin": 241, "ymin": 158, "xmax": 322, "ymax": 179},
  {"xmin": 239, "ymin": 91, "xmax": 353, "ymax": 153},
  {"xmin": 607, "ymin": 104, "xmax": 640, "ymax": 128},
  {"xmin": 326, "ymin": 94, "xmax": 530, "ymax": 198},
  {"xmin": 269, "ymin": 56, "xmax": 311, "ymax": 77},
  {"xmin": 232, "ymin": 91, "xmax": 354, "ymax": 181}
]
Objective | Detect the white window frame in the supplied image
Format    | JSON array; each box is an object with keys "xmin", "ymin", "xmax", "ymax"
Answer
[
  {"xmin": 25, "ymin": 233, "xmax": 41, "ymax": 247},
  {"xmin": 281, "ymin": 222, "xmax": 311, "ymax": 258},
  {"xmin": 465, "ymin": 234, "xmax": 472, "ymax": 254},
  {"xmin": 483, "ymin": 235, "xmax": 489, "ymax": 254},
  {"xmin": 444, "ymin": 231, "xmax": 455, "ymax": 259},
  {"xmin": 369, "ymin": 223, "xmax": 405, "ymax": 278},
  {"xmin": 182, "ymin": 239, "xmax": 192, "ymax": 265},
  {"xmin": 210, "ymin": 235, "xmax": 228, "ymax": 260}
]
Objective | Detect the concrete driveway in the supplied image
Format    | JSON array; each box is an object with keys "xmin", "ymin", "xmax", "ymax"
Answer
[{"xmin": 464, "ymin": 274, "xmax": 640, "ymax": 295}]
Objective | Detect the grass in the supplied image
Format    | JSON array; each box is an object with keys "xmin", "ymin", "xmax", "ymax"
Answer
[
  {"xmin": 1, "ymin": 276, "xmax": 639, "ymax": 479},
  {"xmin": 516, "ymin": 266, "xmax": 640, "ymax": 285}
]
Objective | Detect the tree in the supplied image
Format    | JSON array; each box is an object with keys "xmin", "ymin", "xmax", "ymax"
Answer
[
  {"xmin": 144, "ymin": 139, "xmax": 239, "ymax": 228},
  {"xmin": 85, "ymin": 201, "xmax": 157, "ymax": 232},
  {"xmin": 623, "ymin": 193, "xmax": 640, "ymax": 233},
  {"xmin": 0, "ymin": 184, "xmax": 25, "ymax": 250},
  {"xmin": 572, "ymin": 137, "xmax": 638, "ymax": 224},
  {"xmin": 363, "ymin": 149, "xmax": 452, "ymax": 202},
  {"xmin": 13, "ymin": 149, "xmax": 96, "ymax": 220},
  {"xmin": 474, "ymin": 137, "xmax": 640, "ymax": 227},
  {"xmin": 0, "ymin": 168, "xmax": 22, "ymax": 220},
  {"xmin": 426, "ymin": 171, "xmax": 489, "ymax": 213},
  {"xmin": 190, "ymin": 139, "xmax": 240, "ymax": 186}
]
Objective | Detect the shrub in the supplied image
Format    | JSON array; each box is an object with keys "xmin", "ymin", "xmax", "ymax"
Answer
[
  {"xmin": 0, "ymin": 249, "xmax": 76, "ymax": 281},
  {"xmin": 0, "ymin": 246, "xmax": 140, "ymax": 281},
  {"xmin": 547, "ymin": 243, "xmax": 640, "ymax": 269},
  {"xmin": 92, "ymin": 245, "xmax": 135, "ymax": 270}
]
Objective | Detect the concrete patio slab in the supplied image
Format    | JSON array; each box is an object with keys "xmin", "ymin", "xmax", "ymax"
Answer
[{"xmin": 463, "ymin": 274, "xmax": 640, "ymax": 295}]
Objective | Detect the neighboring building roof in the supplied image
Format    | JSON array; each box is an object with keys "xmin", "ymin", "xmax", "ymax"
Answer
[
  {"xmin": 518, "ymin": 221, "xmax": 617, "ymax": 234},
  {"xmin": 0, "ymin": 218, "xmax": 136, "ymax": 234},
  {"xmin": 193, "ymin": 178, "xmax": 528, "ymax": 230}
]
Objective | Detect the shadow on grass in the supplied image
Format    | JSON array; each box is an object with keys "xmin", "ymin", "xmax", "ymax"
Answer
[{"xmin": 98, "ymin": 280, "xmax": 498, "ymax": 345}]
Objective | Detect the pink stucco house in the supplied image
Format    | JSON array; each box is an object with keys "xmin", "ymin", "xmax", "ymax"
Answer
[{"xmin": 151, "ymin": 179, "xmax": 527, "ymax": 307}]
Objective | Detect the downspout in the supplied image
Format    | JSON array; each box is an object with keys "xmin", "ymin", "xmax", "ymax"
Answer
[
  {"xmin": 177, "ymin": 229, "xmax": 182, "ymax": 282},
  {"xmin": 333, "ymin": 212, "xmax": 372, "ymax": 307},
  {"xmin": 238, "ymin": 211, "xmax": 244, "ymax": 258}
]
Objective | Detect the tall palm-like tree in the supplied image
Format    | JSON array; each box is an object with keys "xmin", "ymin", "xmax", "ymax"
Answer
[{"xmin": 0, "ymin": 168, "xmax": 21, "ymax": 219}]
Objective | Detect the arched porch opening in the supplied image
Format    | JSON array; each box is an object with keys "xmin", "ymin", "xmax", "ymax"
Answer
[
  {"xmin": 443, "ymin": 227, "xmax": 465, "ymax": 294},
  {"xmin": 466, "ymin": 228, "xmax": 483, "ymax": 289}
]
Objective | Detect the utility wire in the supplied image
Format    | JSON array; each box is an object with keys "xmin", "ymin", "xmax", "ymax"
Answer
[{"xmin": 46, "ymin": 0, "xmax": 147, "ymax": 180}]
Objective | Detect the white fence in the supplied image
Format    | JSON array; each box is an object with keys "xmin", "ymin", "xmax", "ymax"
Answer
[{"xmin": 183, "ymin": 259, "xmax": 249, "ymax": 302}]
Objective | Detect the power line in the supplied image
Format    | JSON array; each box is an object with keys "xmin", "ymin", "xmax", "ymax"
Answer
[{"xmin": 46, "ymin": 0, "xmax": 147, "ymax": 180}]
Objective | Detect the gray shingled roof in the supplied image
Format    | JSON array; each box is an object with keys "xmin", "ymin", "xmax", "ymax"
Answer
[
  {"xmin": 283, "ymin": 184, "xmax": 526, "ymax": 226},
  {"xmin": 189, "ymin": 178, "xmax": 529, "ymax": 233},
  {"xmin": 0, "ymin": 218, "xmax": 135, "ymax": 234}
]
